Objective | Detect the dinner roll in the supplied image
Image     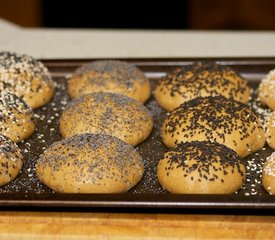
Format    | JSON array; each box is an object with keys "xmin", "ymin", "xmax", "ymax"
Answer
[
  {"xmin": 157, "ymin": 141, "xmax": 245, "ymax": 194},
  {"xmin": 35, "ymin": 133, "xmax": 144, "ymax": 193},
  {"xmin": 259, "ymin": 69, "xmax": 275, "ymax": 110},
  {"xmin": 0, "ymin": 51, "xmax": 55, "ymax": 109},
  {"xmin": 265, "ymin": 111, "xmax": 275, "ymax": 149},
  {"xmin": 162, "ymin": 96, "xmax": 265, "ymax": 158},
  {"xmin": 59, "ymin": 92, "xmax": 153, "ymax": 146},
  {"xmin": 0, "ymin": 92, "xmax": 35, "ymax": 142},
  {"xmin": 262, "ymin": 152, "xmax": 275, "ymax": 195},
  {"xmin": 68, "ymin": 60, "xmax": 151, "ymax": 103},
  {"xmin": 0, "ymin": 135, "xmax": 24, "ymax": 186},
  {"xmin": 155, "ymin": 61, "xmax": 250, "ymax": 111}
]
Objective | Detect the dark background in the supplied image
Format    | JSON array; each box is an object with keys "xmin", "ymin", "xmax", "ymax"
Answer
[
  {"xmin": 42, "ymin": 2, "xmax": 189, "ymax": 29},
  {"xmin": 2, "ymin": 0, "xmax": 275, "ymax": 30}
]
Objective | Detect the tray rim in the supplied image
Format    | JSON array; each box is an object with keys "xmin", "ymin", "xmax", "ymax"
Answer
[
  {"xmin": 0, "ymin": 192, "xmax": 275, "ymax": 209},
  {"xmin": 41, "ymin": 56, "xmax": 275, "ymax": 66}
]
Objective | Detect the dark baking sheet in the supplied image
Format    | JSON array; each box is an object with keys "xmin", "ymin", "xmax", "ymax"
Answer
[{"xmin": 1, "ymin": 58, "xmax": 275, "ymax": 209}]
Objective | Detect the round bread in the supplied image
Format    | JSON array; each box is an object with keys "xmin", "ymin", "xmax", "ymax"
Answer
[
  {"xmin": 59, "ymin": 92, "xmax": 153, "ymax": 146},
  {"xmin": 265, "ymin": 111, "xmax": 275, "ymax": 149},
  {"xmin": 0, "ymin": 92, "xmax": 35, "ymax": 142},
  {"xmin": 262, "ymin": 152, "xmax": 275, "ymax": 195},
  {"xmin": 68, "ymin": 60, "xmax": 151, "ymax": 103},
  {"xmin": 259, "ymin": 69, "xmax": 275, "ymax": 110},
  {"xmin": 157, "ymin": 141, "xmax": 245, "ymax": 194},
  {"xmin": 162, "ymin": 96, "xmax": 265, "ymax": 158},
  {"xmin": 0, "ymin": 135, "xmax": 24, "ymax": 186},
  {"xmin": 35, "ymin": 133, "xmax": 144, "ymax": 193},
  {"xmin": 0, "ymin": 51, "xmax": 55, "ymax": 109},
  {"xmin": 155, "ymin": 61, "xmax": 250, "ymax": 111}
]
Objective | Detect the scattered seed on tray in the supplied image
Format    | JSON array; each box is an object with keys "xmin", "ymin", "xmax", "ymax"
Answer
[{"xmin": 0, "ymin": 72, "xmax": 273, "ymax": 198}]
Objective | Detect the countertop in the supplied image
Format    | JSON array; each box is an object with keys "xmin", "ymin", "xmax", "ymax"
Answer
[
  {"xmin": 2, "ymin": 18, "xmax": 275, "ymax": 59},
  {"xmin": 1, "ymin": 18, "xmax": 275, "ymax": 239},
  {"xmin": 1, "ymin": 211, "xmax": 275, "ymax": 239}
]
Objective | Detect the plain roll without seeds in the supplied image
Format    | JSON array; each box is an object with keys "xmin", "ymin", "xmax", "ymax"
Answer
[
  {"xmin": 68, "ymin": 60, "xmax": 151, "ymax": 103},
  {"xmin": 0, "ymin": 51, "xmax": 55, "ymax": 109},
  {"xmin": 35, "ymin": 133, "xmax": 144, "ymax": 193},
  {"xmin": 155, "ymin": 61, "xmax": 250, "ymax": 111},
  {"xmin": 157, "ymin": 141, "xmax": 246, "ymax": 194},
  {"xmin": 161, "ymin": 96, "xmax": 265, "ymax": 158}
]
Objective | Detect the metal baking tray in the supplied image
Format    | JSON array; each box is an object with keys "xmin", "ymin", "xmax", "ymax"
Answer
[{"xmin": 1, "ymin": 58, "xmax": 275, "ymax": 209}]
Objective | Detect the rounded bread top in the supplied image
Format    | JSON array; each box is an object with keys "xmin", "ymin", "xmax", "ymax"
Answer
[
  {"xmin": 162, "ymin": 96, "xmax": 265, "ymax": 157},
  {"xmin": 36, "ymin": 133, "xmax": 144, "ymax": 193},
  {"xmin": 155, "ymin": 61, "xmax": 250, "ymax": 111},
  {"xmin": 0, "ymin": 51, "xmax": 54, "ymax": 109}
]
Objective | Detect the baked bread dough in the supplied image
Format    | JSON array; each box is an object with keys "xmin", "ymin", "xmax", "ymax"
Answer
[
  {"xmin": 155, "ymin": 61, "xmax": 250, "ymax": 111},
  {"xmin": 35, "ymin": 133, "xmax": 144, "ymax": 193},
  {"xmin": 0, "ymin": 134, "xmax": 24, "ymax": 186},
  {"xmin": 68, "ymin": 60, "xmax": 151, "ymax": 103},
  {"xmin": 162, "ymin": 96, "xmax": 265, "ymax": 158},
  {"xmin": 0, "ymin": 92, "xmax": 35, "ymax": 142},
  {"xmin": 262, "ymin": 152, "xmax": 275, "ymax": 195},
  {"xmin": 0, "ymin": 51, "xmax": 55, "ymax": 109},
  {"xmin": 59, "ymin": 92, "xmax": 153, "ymax": 146},
  {"xmin": 157, "ymin": 141, "xmax": 245, "ymax": 194},
  {"xmin": 265, "ymin": 111, "xmax": 275, "ymax": 149},
  {"xmin": 259, "ymin": 69, "xmax": 275, "ymax": 110}
]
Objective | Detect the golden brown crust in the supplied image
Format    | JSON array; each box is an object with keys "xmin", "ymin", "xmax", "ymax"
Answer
[
  {"xmin": 0, "ymin": 92, "xmax": 35, "ymax": 142},
  {"xmin": 68, "ymin": 60, "xmax": 151, "ymax": 103},
  {"xmin": 157, "ymin": 141, "xmax": 245, "ymax": 194},
  {"xmin": 59, "ymin": 92, "xmax": 153, "ymax": 146},
  {"xmin": 265, "ymin": 111, "xmax": 275, "ymax": 149},
  {"xmin": 0, "ymin": 135, "xmax": 23, "ymax": 186},
  {"xmin": 0, "ymin": 51, "xmax": 55, "ymax": 109},
  {"xmin": 262, "ymin": 152, "xmax": 275, "ymax": 195},
  {"xmin": 35, "ymin": 133, "xmax": 144, "ymax": 193},
  {"xmin": 259, "ymin": 69, "xmax": 275, "ymax": 110},
  {"xmin": 155, "ymin": 62, "xmax": 250, "ymax": 111},
  {"xmin": 162, "ymin": 96, "xmax": 265, "ymax": 158}
]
